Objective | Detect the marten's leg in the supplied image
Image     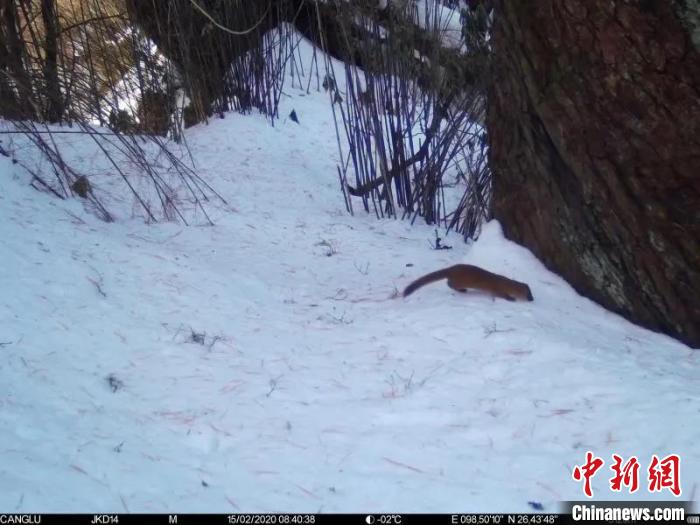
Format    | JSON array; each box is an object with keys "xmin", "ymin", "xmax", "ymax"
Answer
[
  {"xmin": 493, "ymin": 291, "xmax": 516, "ymax": 301},
  {"xmin": 447, "ymin": 278, "xmax": 467, "ymax": 293}
]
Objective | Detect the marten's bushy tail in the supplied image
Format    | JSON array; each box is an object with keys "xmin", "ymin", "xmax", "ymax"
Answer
[{"xmin": 403, "ymin": 268, "xmax": 451, "ymax": 297}]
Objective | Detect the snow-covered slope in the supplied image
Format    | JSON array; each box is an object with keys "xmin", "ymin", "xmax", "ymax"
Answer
[{"xmin": 1, "ymin": 41, "xmax": 698, "ymax": 514}]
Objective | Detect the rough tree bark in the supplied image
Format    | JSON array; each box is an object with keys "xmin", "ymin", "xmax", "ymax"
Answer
[
  {"xmin": 41, "ymin": 0, "xmax": 63, "ymax": 122},
  {"xmin": 0, "ymin": 0, "xmax": 32, "ymax": 119},
  {"xmin": 487, "ymin": 1, "xmax": 700, "ymax": 347}
]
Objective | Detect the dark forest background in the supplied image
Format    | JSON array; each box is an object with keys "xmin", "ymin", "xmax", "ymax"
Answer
[{"xmin": 1, "ymin": 0, "xmax": 698, "ymax": 347}]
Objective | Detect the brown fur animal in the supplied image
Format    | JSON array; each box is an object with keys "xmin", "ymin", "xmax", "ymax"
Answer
[{"xmin": 403, "ymin": 264, "xmax": 533, "ymax": 302}]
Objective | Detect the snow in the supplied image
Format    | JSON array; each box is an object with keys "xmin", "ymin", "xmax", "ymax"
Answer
[
  {"xmin": 414, "ymin": 0, "xmax": 464, "ymax": 49},
  {"xmin": 1, "ymin": 37, "xmax": 699, "ymax": 514}
]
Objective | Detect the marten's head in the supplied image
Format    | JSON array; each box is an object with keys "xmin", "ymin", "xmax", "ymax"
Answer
[{"xmin": 509, "ymin": 280, "xmax": 534, "ymax": 301}]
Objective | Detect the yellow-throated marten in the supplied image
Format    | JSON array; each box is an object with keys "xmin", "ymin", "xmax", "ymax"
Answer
[{"xmin": 403, "ymin": 264, "xmax": 533, "ymax": 301}]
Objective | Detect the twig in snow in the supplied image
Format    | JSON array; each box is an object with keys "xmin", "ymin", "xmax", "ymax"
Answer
[
  {"xmin": 207, "ymin": 335, "xmax": 224, "ymax": 351},
  {"xmin": 178, "ymin": 328, "xmax": 226, "ymax": 350},
  {"xmin": 505, "ymin": 349, "xmax": 532, "ymax": 356},
  {"xmin": 294, "ymin": 483, "xmax": 318, "ymax": 499},
  {"xmin": 127, "ymin": 230, "xmax": 183, "ymax": 245},
  {"xmin": 536, "ymin": 481, "xmax": 562, "ymax": 499},
  {"xmin": 382, "ymin": 456, "xmax": 424, "ymax": 473},
  {"xmin": 328, "ymin": 289, "xmax": 348, "ymax": 301},
  {"xmin": 86, "ymin": 274, "xmax": 106, "ymax": 298},
  {"xmin": 431, "ymin": 229, "xmax": 452, "ymax": 250},
  {"xmin": 383, "ymin": 377, "xmax": 399, "ymax": 399},
  {"xmin": 386, "ymin": 369, "xmax": 429, "ymax": 397},
  {"xmin": 353, "ymin": 261, "xmax": 370, "ymax": 275},
  {"xmin": 219, "ymin": 380, "xmax": 244, "ymax": 394},
  {"xmin": 189, "ymin": 329, "xmax": 206, "ymax": 345},
  {"xmin": 349, "ymin": 295, "xmax": 395, "ymax": 303},
  {"xmin": 119, "ymin": 494, "xmax": 130, "ymax": 513},
  {"xmin": 537, "ymin": 408, "xmax": 574, "ymax": 418},
  {"xmin": 209, "ymin": 423, "xmax": 233, "ymax": 436},
  {"xmin": 70, "ymin": 464, "xmax": 89, "ymax": 475},
  {"xmin": 172, "ymin": 324, "xmax": 186, "ymax": 341},
  {"xmin": 483, "ymin": 323, "xmax": 515, "ymax": 337},
  {"xmin": 322, "ymin": 309, "xmax": 353, "ymax": 325},
  {"xmin": 315, "ymin": 239, "xmax": 337, "ymax": 257},
  {"xmin": 266, "ymin": 375, "xmax": 282, "ymax": 397},
  {"xmin": 106, "ymin": 374, "xmax": 124, "ymax": 393},
  {"xmin": 64, "ymin": 210, "xmax": 87, "ymax": 225},
  {"xmin": 394, "ymin": 370, "xmax": 416, "ymax": 392}
]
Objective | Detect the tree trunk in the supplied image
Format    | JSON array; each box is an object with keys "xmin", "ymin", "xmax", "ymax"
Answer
[
  {"xmin": 124, "ymin": 0, "xmax": 281, "ymax": 119},
  {"xmin": 487, "ymin": 1, "xmax": 700, "ymax": 348},
  {"xmin": 0, "ymin": 0, "xmax": 33, "ymax": 119},
  {"xmin": 0, "ymin": 10, "xmax": 20, "ymax": 119},
  {"xmin": 41, "ymin": 0, "xmax": 63, "ymax": 122},
  {"xmin": 126, "ymin": 0, "xmax": 478, "ymax": 126}
]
